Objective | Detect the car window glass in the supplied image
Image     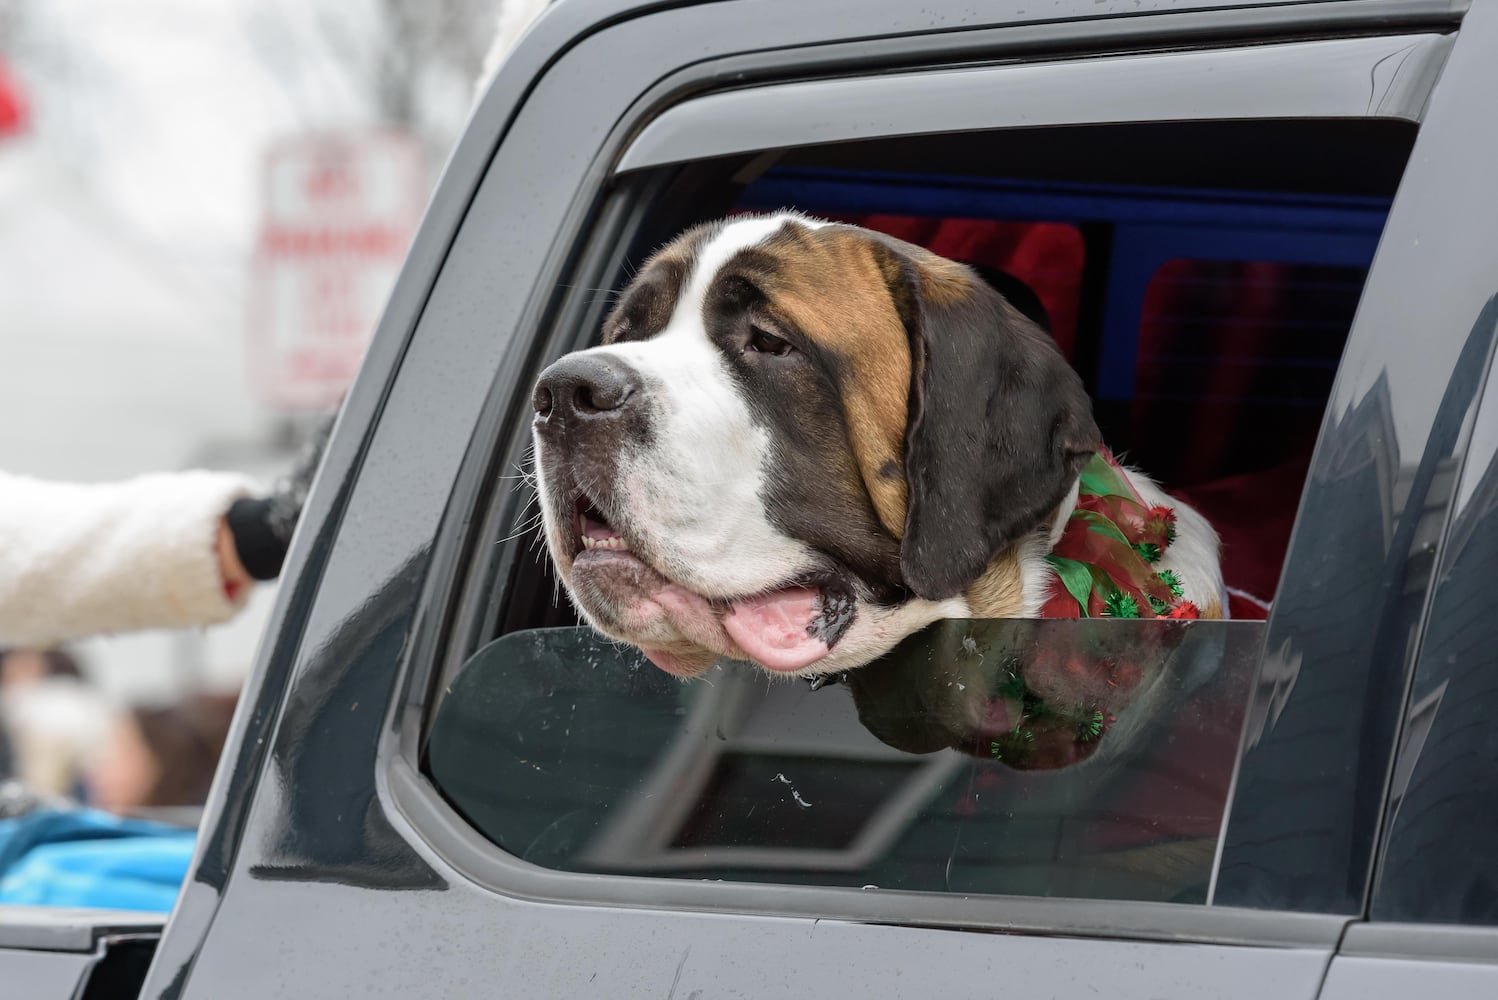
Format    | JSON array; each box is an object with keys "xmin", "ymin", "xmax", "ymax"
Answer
[
  {"xmin": 429, "ymin": 620, "xmax": 1261, "ymax": 902},
  {"xmin": 1373, "ymin": 323, "xmax": 1498, "ymax": 925}
]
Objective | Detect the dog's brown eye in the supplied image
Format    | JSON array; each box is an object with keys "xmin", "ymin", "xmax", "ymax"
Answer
[{"xmin": 748, "ymin": 326, "xmax": 794, "ymax": 357}]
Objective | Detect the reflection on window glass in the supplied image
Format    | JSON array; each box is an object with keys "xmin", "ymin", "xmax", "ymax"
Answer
[
  {"xmin": 1374, "ymin": 356, "xmax": 1498, "ymax": 925},
  {"xmin": 670, "ymin": 755, "xmax": 920, "ymax": 853},
  {"xmin": 428, "ymin": 619, "xmax": 1262, "ymax": 903}
]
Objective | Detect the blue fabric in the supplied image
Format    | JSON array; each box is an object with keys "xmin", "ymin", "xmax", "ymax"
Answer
[{"xmin": 0, "ymin": 809, "xmax": 195, "ymax": 912}]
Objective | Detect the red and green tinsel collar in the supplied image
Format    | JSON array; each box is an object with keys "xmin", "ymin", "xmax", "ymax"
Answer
[{"xmin": 1040, "ymin": 450, "xmax": 1200, "ymax": 620}]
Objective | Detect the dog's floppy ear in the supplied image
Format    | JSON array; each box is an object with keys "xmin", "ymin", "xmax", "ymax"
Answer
[{"xmin": 884, "ymin": 248, "xmax": 1100, "ymax": 600}]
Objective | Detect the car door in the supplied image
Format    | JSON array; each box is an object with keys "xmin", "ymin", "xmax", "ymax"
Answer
[
  {"xmin": 0, "ymin": 905, "xmax": 160, "ymax": 999},
  {"xmin": 140, "ymin": 2, "xmax": 1490, "ymax": 997}
]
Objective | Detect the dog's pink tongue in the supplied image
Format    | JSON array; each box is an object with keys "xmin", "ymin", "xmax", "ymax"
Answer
[{"xmin": 722, "ymin": 587, "xmax": 830, "ymax": 672}]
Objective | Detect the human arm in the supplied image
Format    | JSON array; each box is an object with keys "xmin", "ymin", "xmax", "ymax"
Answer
[{"xmin": 0, "ymin": 470, "xmax": 256, "ymax": 647}]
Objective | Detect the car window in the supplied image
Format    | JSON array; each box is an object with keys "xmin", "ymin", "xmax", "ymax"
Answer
[
  {"xmin": 425, "ymin": 116, "xmax": 1418, "ymax": 912},
  {"xmin": 1372, "ymin": 324, "xmax": 1498, "ymax": 925},
  {"xmin": 431, "ymin": 620, "xmax": 1260, "ymax": 902}
]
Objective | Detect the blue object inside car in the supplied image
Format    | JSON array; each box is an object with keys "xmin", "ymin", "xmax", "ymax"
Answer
[{"xmin": 0, "ymin": 809, "xmax": 194, "ymax": 913}]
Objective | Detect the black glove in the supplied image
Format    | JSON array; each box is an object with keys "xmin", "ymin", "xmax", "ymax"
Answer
[{"xmin": 225, "ymin": 414, "xmax": 335, "ymax": 581}]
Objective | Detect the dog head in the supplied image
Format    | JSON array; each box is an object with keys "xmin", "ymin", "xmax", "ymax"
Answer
[{"xmin": 531, "ymin": 212, "xmax": 1100, "ymax": 678}]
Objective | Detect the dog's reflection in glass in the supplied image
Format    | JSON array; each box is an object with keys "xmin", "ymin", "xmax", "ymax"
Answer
[
  {"xmin": 430, "ymin": 621, "xmax": 1261, "ymax": 900},
  {"xmin": 845, "ymin": 618, "xmax": 1237, "ymax": 770}
]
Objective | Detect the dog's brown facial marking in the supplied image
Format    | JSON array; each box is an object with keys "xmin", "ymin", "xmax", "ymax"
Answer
[
  {"xmin": 742, "ymin": 226, "xmax": 991, "ymax": 542},
  {"xmin": 698, "ymin": 225, "xmax": 926, "ymax": 596},
  {"xmin": 741, "ymin": 221, "xmax": 1098, "ymax": 606},
  {"xmin": 755, "ymin": 226, "xmax": 919, "ymax": 540}
]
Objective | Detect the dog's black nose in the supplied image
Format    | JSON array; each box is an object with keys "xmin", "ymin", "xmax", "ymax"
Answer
[{"xmin": 533, "ymin": 355, "xmax": 640, "ymax": 424}]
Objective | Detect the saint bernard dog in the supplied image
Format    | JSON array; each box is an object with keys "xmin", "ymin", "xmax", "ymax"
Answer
[{"xmin": 531, "ymin": 212, "xmax": 1225, "ymax": 687}]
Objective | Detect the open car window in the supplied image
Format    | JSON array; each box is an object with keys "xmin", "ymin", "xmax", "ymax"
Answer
[{"xmin": 419, "ymin": 88, "xmax": 1436, "ymax": 917}]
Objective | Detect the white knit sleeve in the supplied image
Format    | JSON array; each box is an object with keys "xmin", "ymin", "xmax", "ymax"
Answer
[{"xmin": 0, "ymin": 470, "xmax": 259, "ymax": 647}]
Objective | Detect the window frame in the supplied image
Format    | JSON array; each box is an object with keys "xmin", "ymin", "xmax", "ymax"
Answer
[
  {"xmin": 384, "ymin": 23, "xmax": 1462, "ymax": 948},
  {"xmin": 614, "ymin": 34, "xmax": 1448, "ymax": 174}
]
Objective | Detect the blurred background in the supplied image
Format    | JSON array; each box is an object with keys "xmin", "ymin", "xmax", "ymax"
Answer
[{"xmin": 0, "ymin": 0, "xmax": 535, "ymax": 814}]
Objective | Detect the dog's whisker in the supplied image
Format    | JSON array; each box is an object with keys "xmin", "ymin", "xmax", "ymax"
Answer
[
  {"xmin": 555, "ymin": 283, "xmax": 623, "ymax": 307},
  {"xmin": 496, "ymin": 515, "xmax": 545, "ymax": 546},
  {"xmin": 554, "ymin": 281, "xmax": 621, "ymax": 294}
]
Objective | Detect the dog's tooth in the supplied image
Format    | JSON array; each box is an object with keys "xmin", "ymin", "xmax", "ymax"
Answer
[{"xmin": 580, "ymin": 533, "xmax": 630, "ymax": 552}]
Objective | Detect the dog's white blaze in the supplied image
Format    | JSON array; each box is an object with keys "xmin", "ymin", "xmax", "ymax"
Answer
[{"xmin": 570, "ymin": 214, "xmax": 824, "ymax": 598}]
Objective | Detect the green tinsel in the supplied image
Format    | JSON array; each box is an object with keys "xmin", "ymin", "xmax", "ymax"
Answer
[
  {"xmin": 1156, "ymin": 569, "xmax": 1184, "ymax": 597},
  {"xmin": 989, "ymin": 729, "xmax": 1035, "ymax": 762},
  {"xmin": 1103, "ymin": 591, "xmax": 1141, "ymax": 618},
  {"xmin": 1078, "ymin": 708, "xmax": 1105, "ymax": 742},
  {"xmin": 1132, "ymin": 541, "xmax": 1161, "ymax": 564}
]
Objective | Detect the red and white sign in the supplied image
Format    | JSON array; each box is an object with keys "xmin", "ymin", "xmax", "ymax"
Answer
[
  {"xmin": 0, "ymin": 59, "xmax": 28, "ymax": 139},
  {"xmin": 249, "ymin": 130, "xmax": 426, "ymax": 410}
]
